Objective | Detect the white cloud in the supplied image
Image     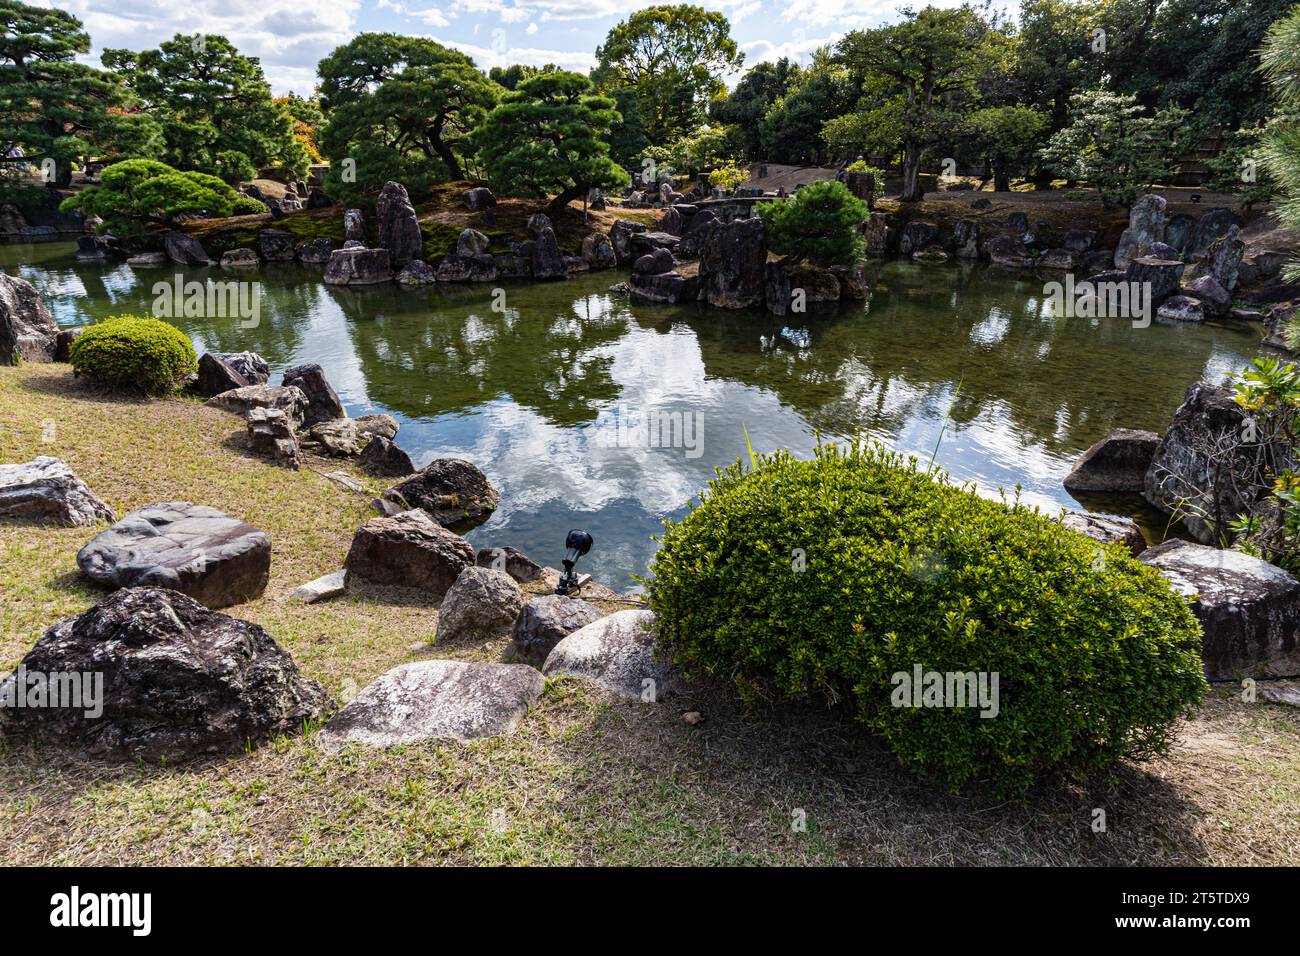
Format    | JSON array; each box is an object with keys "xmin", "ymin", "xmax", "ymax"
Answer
[
  {"xmin": 410, "ymin": 6, "xmax": 453, "ymax": 28},
  {"xmin": 434, "ymin": 35, "xmax": 596, "ymax": 71},
  {"xmin": 526, "ymin": 21, "xmax": 538, "ymax": 34}
]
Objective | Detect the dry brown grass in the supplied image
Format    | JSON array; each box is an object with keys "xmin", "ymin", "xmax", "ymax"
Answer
[{"xmin": 2, "ymin": 364, "xmax": 1299, "ymax": 866}]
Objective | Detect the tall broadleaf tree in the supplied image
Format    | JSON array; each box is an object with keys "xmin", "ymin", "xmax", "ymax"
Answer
[
  {"xmin": 0, "ymin": 0, "xmax": 162, "ymax": 188},
  {"xmin": 317, "ymin": 33, "xmax": 498, "ymax": 197},
  {"xmin": 103, "ymin": 34, "xmax": 303, "ymax": 177},
  {"xmin": 593, "ymin": 4, "xmax": 743, "ymax": 146},
  {"xmin": 470, "ymin": 71, "xmax": 630, "ymax": 214}
]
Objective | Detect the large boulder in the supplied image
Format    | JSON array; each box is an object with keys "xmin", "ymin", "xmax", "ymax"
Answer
[
  {"xmin": 206, "ymin": 384, "xmax": 307, "ymax": 427},
  {"xmin": 343, "ymin": 508, "xmax": 474, "ymax": 599},
  {"xmin": 511, "ymin": 594, "xmax": 603, "ymax": 668},
  {"xmin": 581, "ymin": 233, "xmax": 616, "ymax": 270},
  {"xmin": 220, "ymin": 351, "xmax": 269, "ymax": 385},
  {"xmin": 77, "ymin": 502, "xmax": 272, "ymax": 608},
  {"xmin": 543, "ymin": 609, "xmax": 681, "ymax": 701},
  {"xmin": 1125, "ymin": 256, "xmax": 1185, "ymax": 307},
  {"xmin": 765, "ymin": 260, "xmax": 839, "ymax": 314},
  {"xmin": 1058, "ymin": 510, "xmax": 1146, "ymax": 557},
  {"xmin": 219, "ymin": 248, "xmax": 259, "ymax": 270},
  {"xmin": 1143, "ymin": 382, "xmax": 1287, "ymax": 543},
  {"xmin": 1155, "ymin": 295, "xmax": 1206, "ymax": 324},
  {"xmin": 436, "ymin": 253, "xmax": 497, "ymax": 283},
  {"xmin": 323, "ymin": 247, "xmax": 392, "ymax": 285},
  {"xmin": 436, "ymin": 566, "xmax": 524, "ymax": 643},
  {"xmin": 1187, "ymin": 208, "xmax": 1244, "ymax": 259},
  {"xmin": 829, "ymin": 264, "xmax": 870, "ymax": 300},
  {"xmin": 528, "ymin": 226, "xmax": 568, "ymax": 280},
  {"xmin": 1113, "ymin": 194, "xmax": 1166, "ymax": 269},
  {"xmin": 376, "ymin": 181, "xmax": 423, "ymax": 266},
  {"xmin": 257, "ymin": 229, "xmax": 296, "ymax": 262},
  {"xmin": 163, "ymin": 231, "xmax": 213, "ymax": 266},
  {"xmin": 0, "ymin": 272, "xmax": 58, "ymax": 365},
  {"xmin": 306, "ymin": 414, "xmax": 397, "ymax": 457},
  {"xmin": 610, "ymin": 219, "xmax": 648, "ymax": 264},
  {"xmin": 382, "ymin": 457, "xmax": 499, "ymax": 530},
  {"xmin": 455, "ymin": 228, "xmax": 490, "ymax": 257},
  {"xmin": 1203, "ymin": 227, "xmax": 1245, "ymax": 291},
  {"xmin": 698, "ymin": 217, "xmax": 766, "ymax": 309},
  {"xmin": 194, "ymin": 352, "xmax": 250, "ymax": 397},
  {"xmin": 1140, "ymin": 540, "xmax": 1300, "ymax": 679},
  {"xmin": 359, "ymin": 435, "xmax": 414, "ymax": 478},
  {"xmin": 316, "ymin": 660, "xmax": 543, "ymax": 750},
  {"xmin": 1063, "ymin": 428, "xmax": 1161, "ymax": 493},
  {"xmin": 1165, "ymin": 213, "xmax": 1195, "ymax": 253},
  {"xmin": 983, "ymin": 235, "xmax": 1036, "ymax": 268},
  {"xmin": 395, "ymin": 260, "xmax": 436, "ymax": 286},
  {"xmin": 343, "ymin": 208, "xmax": 366, "ymax": 243},
  {"xmin": 1182, "ymin": 274, "xmax": 1232, "ymax": 316},
  {"xmin": 0, "ymin": 456, "xmax": 114, "ymax": 527},
  {"xmin": 476, "ymin": 545, "xmax": 545, "ymax": 583},
  {"xmin": 462, "ymin": 187, "xmax": 496, "ymax": 211},
  {"xmin": 281, "ymin": 363, "xmax": 344, "ymax": 429},
  {"xmin": 898, "ymin": 221, "xmax": 939, "ymax": 256},
  {"xmin": 0, "ymin": 587, "xmax": 330, "ymax": 761},
  {"xmin": 863, "ymin": 211, "xmax": 890, "ymax": 256},
  {"xmin": 629, "ymin": 268, "xmax": 698, "ymax": 304},
  {"xmin": 296, "ymin": 237, "xmax": 336, "ymax": 264}
]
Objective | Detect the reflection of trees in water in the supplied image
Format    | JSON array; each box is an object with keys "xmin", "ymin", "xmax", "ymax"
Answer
[
  {"xmin": 679, "ymin": 262, "xmax": 1261, "ymax": 455},
  {"xmin": 171, "ymin": 265, "xmax": 320, "ymax": 360},
  {"xmin": 340, "ymin": 279, "xmax": 631, "ymax": 427}
]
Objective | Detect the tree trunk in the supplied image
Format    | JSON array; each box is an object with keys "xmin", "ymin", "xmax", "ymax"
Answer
[
  {"xmin": 430, "ymin": 136, "xmax": 463, "ymax": 181},
  {"xmin": 994, "ymin": 166, "xmax": 1010, "ymax": 193},
  {"xmin": 900, "ymin": 147, "xmax": 924, "ymax": 203},
  {"xmin": 546, "ymin": 183, "xmax": 586, "ymax": 216}
]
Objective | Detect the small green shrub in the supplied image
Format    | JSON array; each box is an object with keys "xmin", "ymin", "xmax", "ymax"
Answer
[
  {"xmin": 757, "ymin": 179, "xmax": 868, "ymax": 266},
  {"xmin": 645, "ymin": 440, "xmax": 1206, "ymax": 797},
  {"xmin": 68, "ymin": 315, "xmax": 198, "ymax": 395}
]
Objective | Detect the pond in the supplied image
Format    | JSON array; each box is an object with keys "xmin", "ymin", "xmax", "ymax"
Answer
[{"xmin": 2, "ymin": 241, "xmax": 1266, "ymax": 591}]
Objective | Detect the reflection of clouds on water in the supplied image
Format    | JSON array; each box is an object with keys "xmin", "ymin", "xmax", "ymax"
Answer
[{"xmin": 969, "ymin": 306, "xmax": 1011, "ymax": 347}]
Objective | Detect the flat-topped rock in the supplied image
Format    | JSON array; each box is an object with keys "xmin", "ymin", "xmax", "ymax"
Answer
[
  {"xmin": 510, "ymin": 594, "xmax": 601, "ymax": 667},
  {"xmin": 206, "ymin": 384, "xmax": 308, "ymax": 428},
  {"xmin": 343, "ymin": 508, "xmax": 474, "ymax": 599},
  {"xmin": 1063, "ymin": 428, "xmax": 1161, "ymax": 493},
  {"xmin": 77, "ymin": 502, "xmax": 272, "ymax": 608},
  {"xmin": 382, "ymin": 458, "xmax": 499, "ymax": 531},
  {"xmin": 323, "ymin": 247, "xmax": 391, "ymax": 285},
  {"xmin": 291, "ymin": 570, "xmax": 347, "ymax": 603},
  {"xmin": 0, "ymin": 456, "xmax": 114, "ymax": 527},
  {"xmin": 0, "ymin": 587, "xmax": 330, "ymax": 761},
  {"xmin": 1140, "ymin": 539, "xmax": 1300, "ymax": 678},
  {"xmin": 543, "ymin": 609, "xmax": 681, "ymax": 700},
  {"xmin": 317, "ymin": 659, "xmax": 544, "ymax": 750},
  {"xmin": 306, "ymin": 414, "xmax": 397, "ymax": 457}
]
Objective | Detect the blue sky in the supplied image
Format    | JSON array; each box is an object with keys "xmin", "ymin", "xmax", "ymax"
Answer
[{"xmin": 46, "ymin": 0, "xmax": 1019, "ymax": 96}]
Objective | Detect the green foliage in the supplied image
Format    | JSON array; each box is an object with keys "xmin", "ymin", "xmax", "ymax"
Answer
[
  {"xmin": 844, "ymin": 160, "xmax": 886, "ymax": 197},
  {"xmin": 1204, "ymin": 126, "xmax": 1275, "ymax": 210},
  {"xmin": 757, "ymin": 180, "xmax": 867, "ymax": 266},
  {"xmin": 707, "ymin": 162, "xmax": 747, "ymax": 191},
  {"xmin": 759, "ymin": 55, "xmax": 855, "ymax": 165},
  {"xmin": 594, "ymin": 4, "xmax": 743, "ymax": 145},
  {"xmin": 69, "ymin": 315, "xmax": 198, "ymax": 395},
  {"xmin": 0, "ymin": 0, "xmax": 162, "ymax": 187},
  {"xmin": 710, "ymin": 57, "xmax": 801, "ymax": 161},
  {"xmin": 644, "ymin": 439, "xmax": 1207, "ymax": 797},
  {"xmin": 317, "ymin": 33, "xmax": 497, "ymax": 197},
  {"xmin": 1229, "ymin": 357, "xmax": 1300, "ymax": 571},
  {"xmin": 1039, "ymin": 90, "xmax": 1190, "ymax": 206},
  {"xmin": 1259, "ymin": 5, "xmax": 1300, "ymax": 284},
  {"xmin": 960, "ymin": 105, "xmax": 1049, "ymax": 191},
  {"xmin": 470, "ymin": 70, "xmax": 630, "ymax": 213},
  {"xmin": 60, "ymin": 158, "xmax": 251, "ymax": 237},
  {"xmin": 103, "ymin": 33, "xmax": 303, "ymax": 177}
]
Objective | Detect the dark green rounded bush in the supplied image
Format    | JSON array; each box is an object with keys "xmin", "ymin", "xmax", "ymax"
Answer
[
  {"xmin": 68, "ymin": 315, "xmax": 198, "ymax": 396},
  {"xmin": 645, "ymin": 440, "xmax": 1206, "ymax": 796}
]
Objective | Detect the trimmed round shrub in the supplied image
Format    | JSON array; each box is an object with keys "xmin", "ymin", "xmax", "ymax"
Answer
[
  {"xmin": 645, "ymin": 440, "xmax": 1206, "ymax": 797},
  {"xmin": 68, "ymin": 315, "xmax": 198, "ymax": 396}
]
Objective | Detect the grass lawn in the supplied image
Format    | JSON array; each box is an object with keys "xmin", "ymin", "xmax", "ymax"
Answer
[{"xmin": 1, "ymin": 363, "xmax": 1298, "ymax": 865}]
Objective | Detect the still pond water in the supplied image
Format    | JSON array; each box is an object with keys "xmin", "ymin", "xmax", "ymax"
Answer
[{"xmin": 2, "ymin": 241, "xmax": 1265, "ymax": 591}]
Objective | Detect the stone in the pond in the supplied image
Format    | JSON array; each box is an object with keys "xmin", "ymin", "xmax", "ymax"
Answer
[
  {"xmin": 220, "ymin": 351, "xmax": 270, "ymax": 385},
  {"xmin": 0, "ymin": 587, "xmax": 330, "ymax": 761},
  {"xmin": 511, "ymin": 594, "xmax": 602, "ymax": 668},
  {"xmin": 543, "ymin": 609, "xmax": 681, "ymax": 700},
  {"xmin": 0, "ymin": 456, "xmax": 114, "ymax": 527},
  {"xmin": 291, "ymin": 570, "xmax": 347, "ymax": 604},
  {"xmin": 436, "ymin": 566, "xmax": 524, "ymax": 643},
  {"xmin": 343, "ymin": 508, "xmax": 474, "ymax": 599},
  {"xmin": 77, "ymin": 502, "xmax": 272, "ymax": 609},
  {"xmin": 1059, "ymin": 510, "xmax": 1146, "ymax": 557},
  {"xmin": 323, "ymin": 246, "xmax": 391, "ymax": 285},
  {"xmin": 317, "ymin": 659, "xmax": 544, "ymax": 749},
  {"xmin": 1140, "ymin": 539, "xmax": 1300, "ymax": 679},
  {"xmin": 359, "ymin": 435, "xmax": 414, "ymax": 478},
  {"xmin": 1062, "ymin": 428, "xmax": 1161, "ymax": 493},
  {"xmin": 383, "ymin": 458, "xmax": 499, "ymax": 530},
  {"xmin": 476, "ymin": 545, "xmax": 545, "ymax": 583}
]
